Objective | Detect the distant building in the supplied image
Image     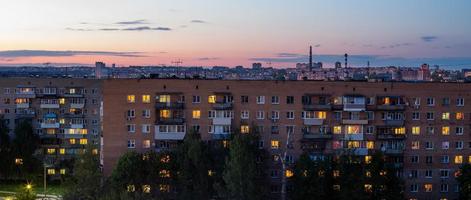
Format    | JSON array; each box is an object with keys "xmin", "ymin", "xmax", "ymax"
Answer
[
  {"xmin": 335, "ymin": 61, "xmax": 342, "ymax": 69},
  {"xmin": 252, "ymin": 63, "xmax": 262, "ymax": 70},
  {"xmin": 95, "ymin": 62, "xmax": 106, "ymax": 79}
]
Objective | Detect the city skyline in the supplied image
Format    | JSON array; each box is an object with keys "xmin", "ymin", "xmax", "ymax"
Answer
[{"xmin": 1, "ymin": 0, "xmax": 471, "ymax": 68}]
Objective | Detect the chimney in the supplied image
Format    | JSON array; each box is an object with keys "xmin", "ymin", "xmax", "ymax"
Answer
[{"xmin": 309, "ymin": 45, "xmax": 313, "ymax": 69}]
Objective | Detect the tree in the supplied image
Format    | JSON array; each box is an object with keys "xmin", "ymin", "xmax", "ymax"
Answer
[
  {"xmin": 109, "ymin": 151, "xmax": 174, "ymax": 199},
  {"xmin": 63, "ymin": 145, "xmax": 103, "ymax": 200},
  {"xmin": 365, "ymin": 152, "xmax": 403, "ymax": 200},
  {"xmin": 0, "ymin": 116, "xmax": 12, "ymax": 179},
  {"xmin": 175, "ymin": 131, "xmax": 214, "ymax": 199},
  {"xmin": 457, "ymin": 163, "xmax": 471, "ymax": 200},
  {"xmin": 222, "ymin": 131, "xmax": 269, "ymax": 200},
  {"xmin": 289, "ymin": 154, "xmax": 335, "ymax": 200},
  {"xmin": 15, "ymin": 184, "xmax": 36, "ymax": 200},
  {"xmin": 12, "ymin": 120, "xmax": 41, "ymax": 179},
  {"xmin": 336, "ymin": 154, "xmax": 367, "ymax": 200}
]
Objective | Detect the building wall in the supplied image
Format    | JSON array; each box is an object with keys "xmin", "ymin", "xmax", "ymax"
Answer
[
  {"xmin": 0, "ymin": 78, "xmax": 102, "ymax": 176},
  {"xmin": 102, "ymin": 79, "xmax": 471, "ymax": 199}
]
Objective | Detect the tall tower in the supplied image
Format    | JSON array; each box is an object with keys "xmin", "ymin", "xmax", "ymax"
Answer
[
  {"xmin": 309, "ymin": 45, "xmax": 313, "ymax": 69},
  {"xmin": 344, "ymin": 53, "xmax": 348, "ymax": 68}
]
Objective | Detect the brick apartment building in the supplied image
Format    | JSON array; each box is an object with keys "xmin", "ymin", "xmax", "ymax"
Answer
[
  {"xmin": 0, "ymin": 78, "xmax": 102, "ymax": 177},
  {"xmin": 102, "ymin": 79, "xmax": 471, "ymax": 200}
]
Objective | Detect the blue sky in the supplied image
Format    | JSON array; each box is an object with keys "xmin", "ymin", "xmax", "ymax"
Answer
[{"xmin": 0, "ymin": 0, "xmax": 470, "ymax": 68}]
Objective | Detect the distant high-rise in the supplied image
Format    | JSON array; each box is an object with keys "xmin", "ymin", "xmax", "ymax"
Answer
[
  {"xmin": 335, "ymin": 61, "xmax": 342, "ymax": 69},
  {"xmin": 309, "ymin": 46, "xmax": 313, "ymax": 69},
  {"xmin": 95, "ymin": 62, "xmax": 106, "ymax": 79},
  {"xmin": 344, "ymin": 53, "xmax": 348, "ymax": 68}
]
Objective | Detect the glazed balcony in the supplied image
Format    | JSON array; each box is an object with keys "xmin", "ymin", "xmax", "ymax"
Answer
[
  {"xmin": 156, "ymin": 117, "xmax": 185, "ymax": 125},
  {"xmin": 213, "ymin": 117, "xmax": 232, "ymax": 125},
  {"xmin": 303, "ymin": 118, "xmax": 324, "ymax": 126},
  {"xmin": 40, "ymin": 122, "xmax": 60, "ymax": 129},
  {"xmin": 154, "ymin": 126, "xmax": 186, "ymax": 140},
  {"xmin": 376, "ymin": 133, "xmax": 406, "ymax": 140},
  {"xmin": 155, "ymin": 102, "xmax": 185, "ymax": 110},
  {"xmin": 383, "ymin": 119, "xmax": 405, "ymax": 126},
  {"xmin": 212, "ymin": 102, "xmax": 233, "ymax": 110},
  {"xmin": 302, "ymin": 94, "xmax": 332, "ymax": 111}
]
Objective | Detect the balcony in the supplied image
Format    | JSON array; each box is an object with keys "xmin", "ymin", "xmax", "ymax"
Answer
[
  {"xmin": 344, "ymin": 133, "xmax": 364, "ymax": 140},
  {"xmin": 383, "ymin": 149, "xmax": 404, "ymax": 155},
  {"xmin": 156, "ymin": 118, "xmax": 185, "ymax": 125},
  {"xmin": 16, "ymin": 89, "xmax": 36, "ymax": 98},
  {"xmin": 39, "ymin": 133, "xmax": 58, "ymax": 139},
  {"xmin": 303, "ymin": 118, "xmax": 324, "ymax": 126},
  {"xmin": 212, "ymin": 133, "xmax": 231, "ymax": 140},
  {"xmin": 342, "ymin": 119, "xmax": 368, "ymax": 125},
  {"xmin": 376, "ymin": 133, "xmax": 406, "ymax": 140},
  {"xmin": 212, "ymin": 102, "xmax": 233, "ymax": 110},
  {"xmin": 154, "ymin": 127, "xmax": 186, "ymax": 140},
  {"xmin": 303, "ymin": 104, "xmax": 332, "ymax": 111},
  {"xmin": 40, "ymin": 103, "xmax": 60, "ymax": 109},
  {"xmin": 353, "ymin": 148, "xmax": 369, "ymax": 155},
  {"xmin": 155, "ymin": 102, "xmax": 184, "ymax": 109},
  {"xmin": 63, "ymin": 113, "xmax": 85, "ymax": 118},
  {"xmin": 376, "ymin": 104, "xmax": 405, "ymax": 110},
  {"xmin": 16, "ymin": 103, "xmax": 30, "ymax": 109},
  {"xmin": 40, "ymin": 122, "xmax": 60, "ymax": 129},
  {"xmin": 62, "ymin": 133, "xmax": 86, "ymax": 139},
  {"xmin": 386, "ymin": 163, "xmax": 404, "ymax": 169},
  {"xmin": 383, "ymin": 119, "xmax": 405, "ymax": 126},
  {"xmin": 16, "ymin": 112, "xmax": 35, "ymax": 119},
  {"xmin": 70, "ymin": 123, "xmax": 84, "ymax": 129},
  {"xmin": 343, "ymin": 104, "xmax": 366, "ymax": 111},
  {"xmin": 303, "ymin": 132, "xmax": 333, "ymax": 140},
  {"xmin": 213, "ymin": 117, "xmax": 232, "ymax": 125},
  {"xmin": 70, "ymin": 102, "xmax": 85, "ymax": 109},
  {"xmin": 63, "ymin": 89, "xmax": 84, "ymax": 98}
]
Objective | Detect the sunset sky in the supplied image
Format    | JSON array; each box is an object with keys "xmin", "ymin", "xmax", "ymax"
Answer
[{"xmin": 0, "ymin": 0, "xmax": 470, "ymax": 68}]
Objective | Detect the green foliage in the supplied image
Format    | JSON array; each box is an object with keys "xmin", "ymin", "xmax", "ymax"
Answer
[
  {"xmin": 457, "ymin": 163, "xmax": 471, "ymax": 200},
  {"xmin": 290, "ymin": 154, "xmax": 335, "ymax": 200},
  {"xmin": 0, "ymin": 116, "xmax": 12, "ymax": 179},
  {"xmin": 175, "ymin": 132, "xmax": 214, "ymax": 200},
  {"xmin": 222, "ymin": 131, "xmax": 269, "ymax": 200},
  {"xmin": 109, "ymin": 151, "xmax": 174, "ymax": 199},
  {"xmin": 63, "ymin": 145, "xmax": 103, "ymax": 200},
  {"xmin": 14, "ymin": 184, "xmax": 36, "ymax": 200},
  {"xmin": 289, "ymin": 152, "xmax": 403, "ymax": 200},
  {"xmin": 12, "ymin": 120, "xmax": 41, "ymax": 179}
]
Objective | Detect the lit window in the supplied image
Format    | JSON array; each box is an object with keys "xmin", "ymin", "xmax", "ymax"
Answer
[
  {"xmin": 333, "ymin": 170, "xmax": 340, "ymax": 177},
  {"xmin": 59, "ymin": 118, "xmax": 65, "ymax": 124},
  {"xmin": 192, "ymin": 110, "xmax": 201, "ymax": 119},
  {"xmin": 15, "ymin": 158, "xmax": 23, "ymax": 165},
  {"xmin": 455, "ymin": 155, "xmax": 463, "ymax": 164},
  {"xmin": 159, "ymin": 184, "xmax": 170, "ymax": 192},
  {"xmin": 411, "ymin": 141, "xmax": 420, "ymax": 150},
  {"xmin": 47, "ymin": 169, "xmax": 55, "ymax": 175},
  {"xmin": 241, "ymin": 125, "xmax": 250, "ymax": 134},
  {"xmin": 366, "ymin": 141, "xmax": 374, "ymax": 149},
  {"xmin": 142, "ymin": 95, "xmax": 151, "ymax": 103},
  {"xmin": 347, "ymin": 141, "xmax": 360, "ymax": 148},
  {"xmin": 60, "ymin": 169, "xmax": 66, "ymax": 175},
  {"xmin": 442, "ymin": 126, "xmax": 450, "ymax": 135},
  {"xmin": 143, "ymin": 140, "xmax": 151, "ymax": 148},
  {"xmin": 424, "ymin": 184, "xmax": 433, "ymax": 192},
  {"xmin": 47, "ymin": 148, "xmax": 56, "ymax": 154},
  {"xmin": 208, "ymin": 95, "xmax": 216, "ymax": 103},
  {"xmin": 160, "ymin": 110, "xmax": 171, "ymax": 118},
  {"xmin": 346, "ymin": 125, "xmax": 361, "ymax": 134},
  {"xmin": 79, "ymin": 139, "xmax": 88, "ymax": 145},
  {"xmin": 158, "ymin": 95, "xmax": 170, "ymax": 103},
  {"xmin": 127, "ymin": 95, "xmax": 135, "ymax": 103},
  {"xmin": 316, "ymin": 111, "xmax": 327, "ymax": 119},
  {"xmin": 208, "ymin": 170, "xmax": 214, "ymax": 176},
  {"xmin": 142, "ymin": 185, "xmax": 151, "ymax": 193},
  {"xmin": 59, "ymin": 98, "xmax": 65, "ymax": 105},
  {"xmin": 364, "ymin": 184, "xmax": 373, "ymax": 193},
  {"xmin": 159, "ymin": 170, "xmax": 171, "ymax": 178},
  {"xmin": 333, "ymin": 126, "xmax": 342, "ymax": 134},
  {"xmin": 456, "ymin": 112, "xmax": 464, "ymax": 120},
  {"xmin": 412, "ymin": 126, "xmax": 420, "ymax": 135},
  {"xmin": 69, "ymin": 139, "xmax": 76, "ymax": 144},
  {"xmin": 59, "ymin": 148, "xmax": 65, "ymax": 155},
  {"xmin": 127, "ymin": 185, "xmax": 136, "ymax": 192},
  {"xmin": 285, "ymin": 169, "xmax": 294, "ymax": 178},
  {"xmin": 365, "ymin": 156, "xmax": 372, "ymax": 164},
  {"xmin": 442, "ymin": 112, "xmax": 450, "ymax": 120},
  {"xmin": 271, "ymin": 140, "xmax": 280, "ymax": 149},
  {"xmin": 394, "ymin": 127, "xmax": 405, "ymax": 135}
]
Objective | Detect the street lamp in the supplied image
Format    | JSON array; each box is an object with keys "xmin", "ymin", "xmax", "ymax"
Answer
[{"xmin": 26, "ymin": 183, "xmax": 32, "ymax": 190}]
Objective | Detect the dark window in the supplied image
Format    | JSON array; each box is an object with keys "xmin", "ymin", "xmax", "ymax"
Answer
[
  {"xmin": 241, "ymin": 96, "xmax": 249, "ymax": 103},
  {"xmin": 286, "ymin": 96, "xmax": 294, "ymax": 104}
]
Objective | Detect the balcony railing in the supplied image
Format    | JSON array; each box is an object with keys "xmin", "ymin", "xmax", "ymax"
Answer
[
  {"xmin": 155, "ymin": 102, "xmax": 185, "ymax": 109},
  {"xmin": 343, "ymin": 104, "xmax": 366, "ymax": 111},
  {"xmin": 303, "ymin": 132, "xmax": 333, "ymax": 140},
  {"xmin": 302, "ymin": 104, "xmax": 332, "ymax": 111},
  {"xmin": 40, "ymin": 103, "xmax": 60, "ymax": 109},
  {"xmin": 383, "ymin": 149, "xmax": 404, "ymax": 155},
  {"xmin": 156, "ymin": 118, "xmax": 185, "ymax": 125},
  {"xmin": 342, "ymin": 119, "xmax": 368, "ymax": 125},
  {"xmin": 212, "ymin": 102, "xmax": 233, "ymax": 110},
  {"xmin": 344, "ymin": 133, "xmax": 364, "ymax": 140},
  {"xmin": 16, "ymin": 103, "xmax": 30, "ymax": 109},
  {"xmin": 383, "ymin": 119, "xmax": 405, "ymax": 126},
  {"xmin": 213, "ymin": 117, "xmax": 232, "ymax": 125},
  {"xmin": 70, "ymin": 102, "xmax": 85, "ymax": 109},
  {"xmin": 154, "ymin": 128, "xmax": 186, "ymax": 140},
  {"xmin": 303, "ymin": 118, "xmax": 324, "ymax": 125},
  {"xmin": 376, "ymin": 133, "xmax": 406, "ymax": 140},
  {"xmin": 376, "ymin": 104, "xmax": 405, "ymax": 110},
  {"xmin": 40, "ymin": 122, "xmax": 60, "ymax": 129}
]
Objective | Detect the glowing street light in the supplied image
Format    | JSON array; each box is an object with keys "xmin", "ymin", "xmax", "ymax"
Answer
[{"xmin": 26, "ymin": 183, "xmax": 32, "ymax": 190}]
